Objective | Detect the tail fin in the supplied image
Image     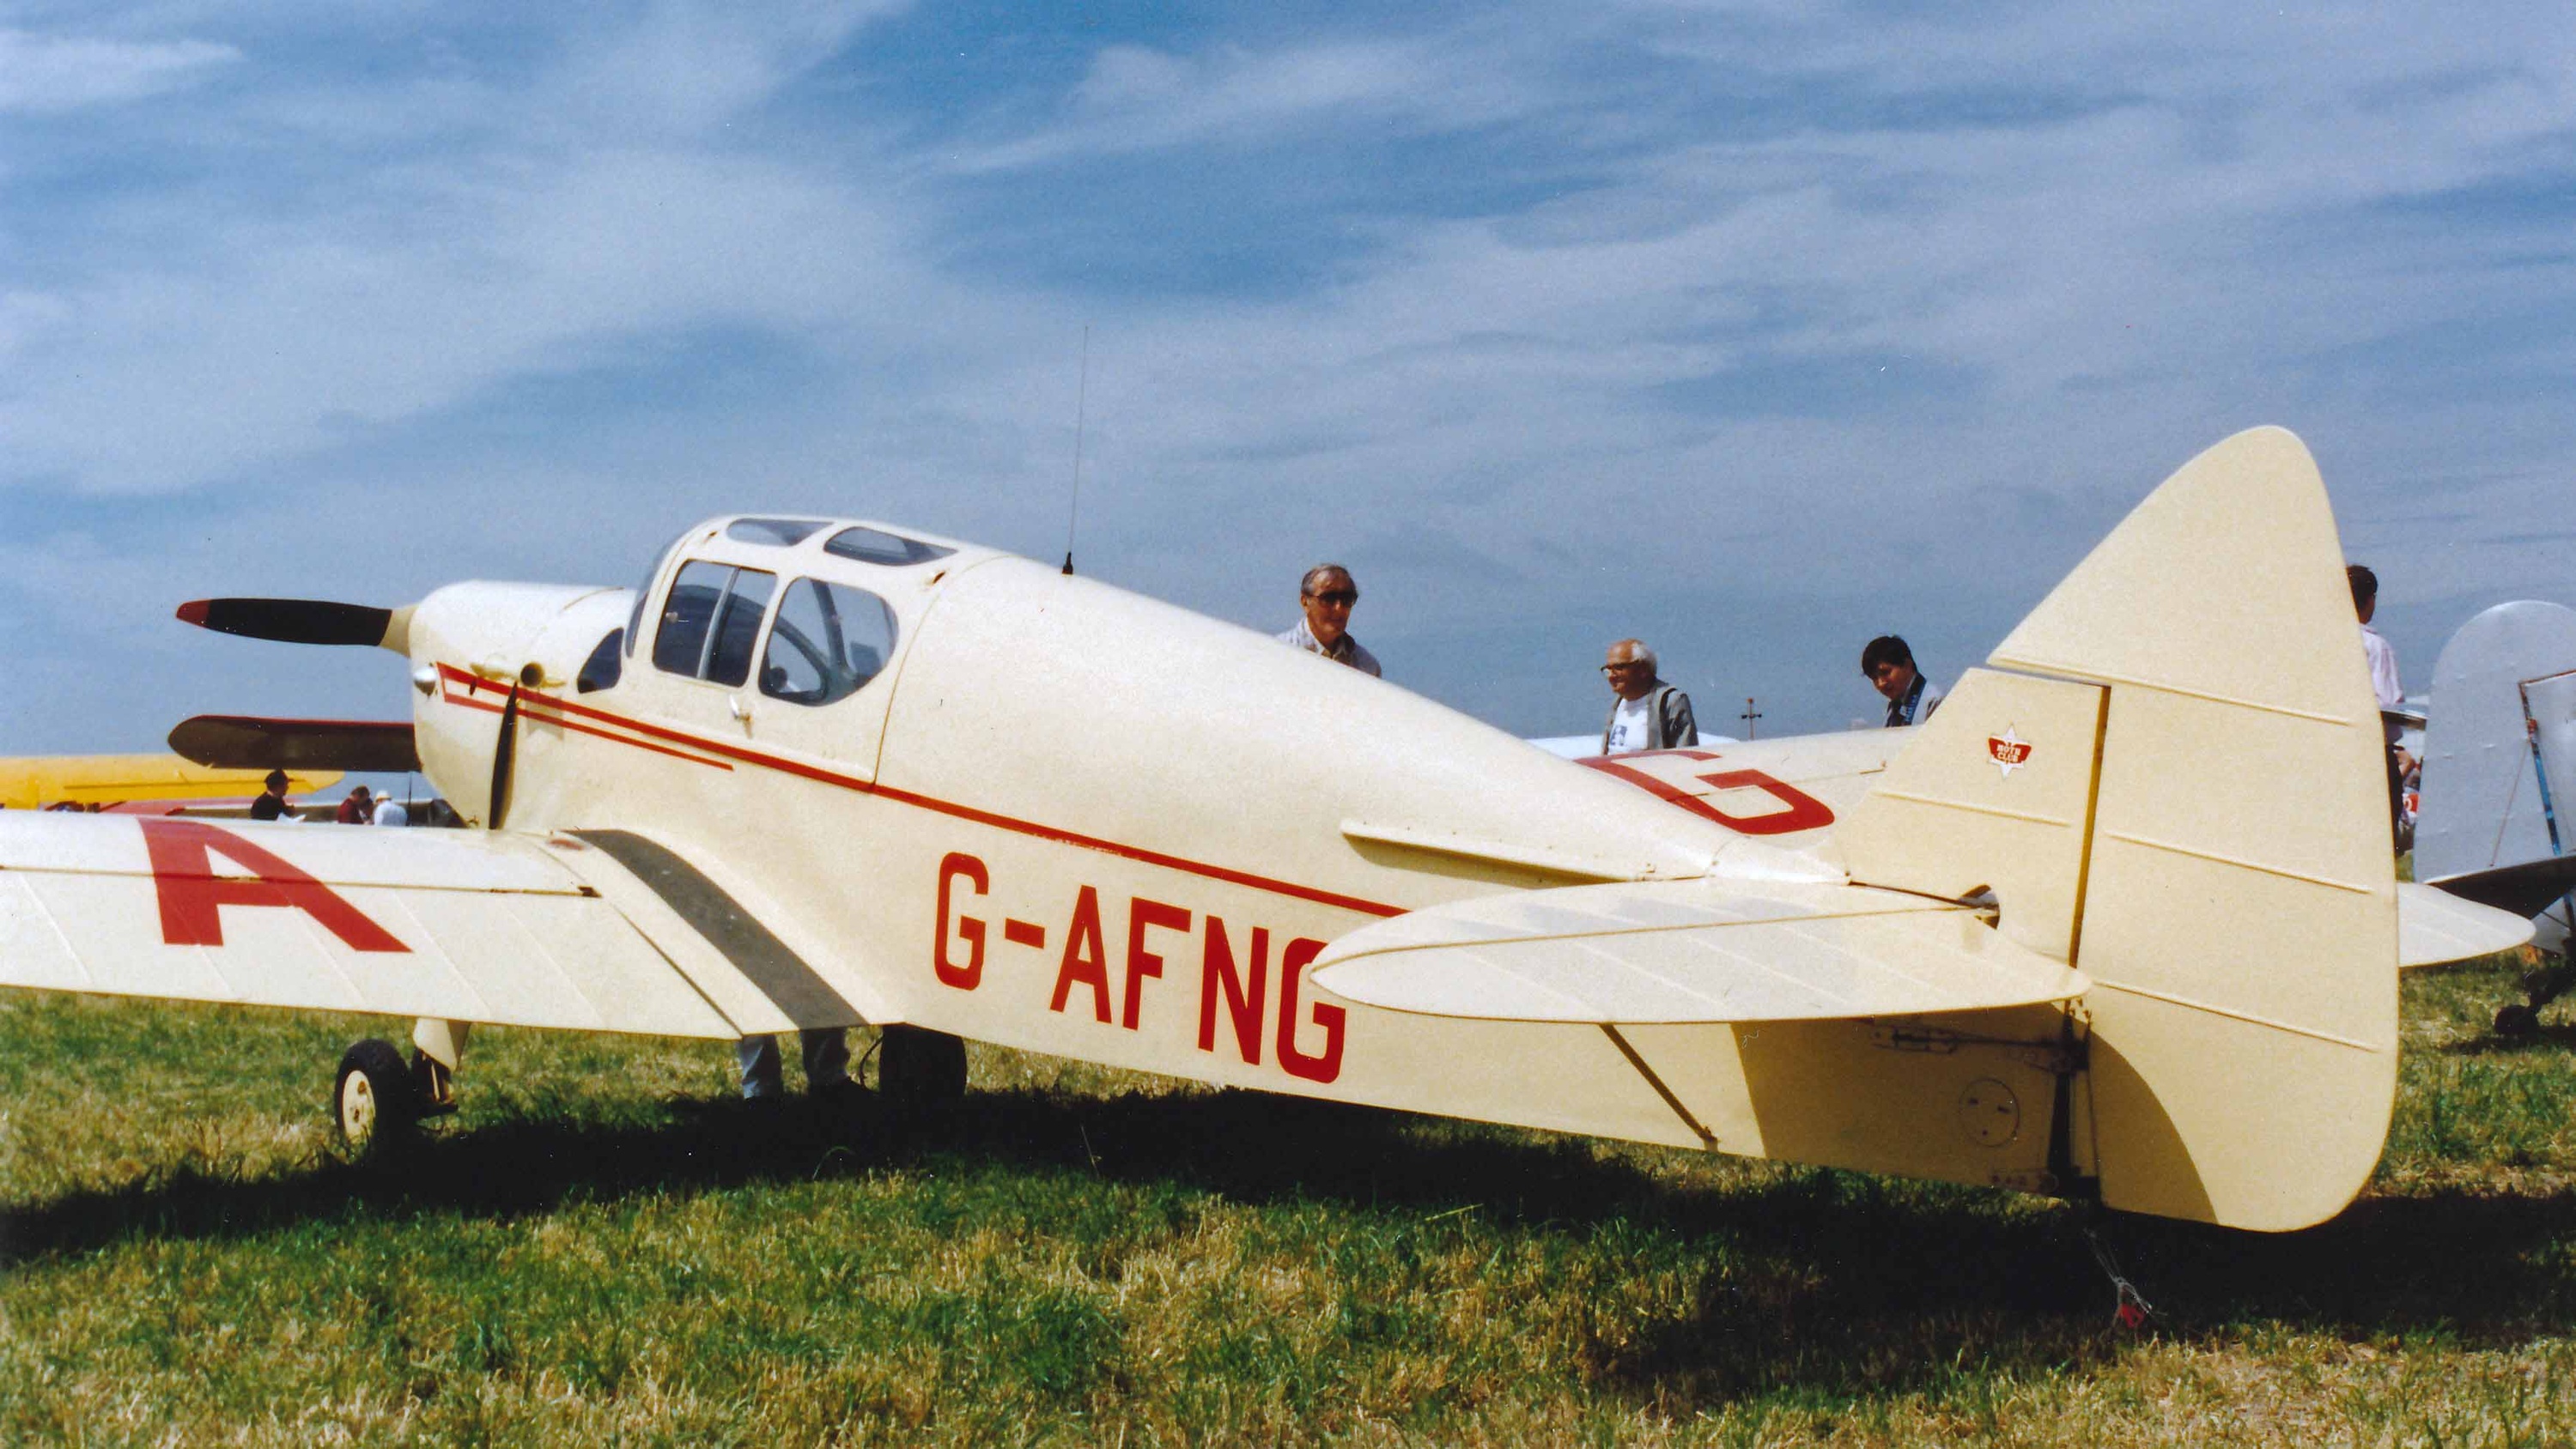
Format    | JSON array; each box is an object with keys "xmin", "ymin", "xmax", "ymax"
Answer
[{"xmin": 1838, "ymin": 427, "xmax": 2395, "ymax": 1230}]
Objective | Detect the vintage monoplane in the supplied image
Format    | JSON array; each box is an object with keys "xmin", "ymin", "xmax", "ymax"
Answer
[{"xmin": 0, "ymin": 427, "xmax": 2533, "ymax": 1233}]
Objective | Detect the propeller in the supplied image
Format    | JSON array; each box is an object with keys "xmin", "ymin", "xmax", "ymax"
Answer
[
  {"xmin": 168, "ymin": 716, "xmax": 421, "ymax": 773},
  {"xmin": 175, "ymin": 597, "xmax": 408, "ymax": 651},
  {"xmin": 487, "ymin": 684, "xmax": 520, "ymax": 830}
]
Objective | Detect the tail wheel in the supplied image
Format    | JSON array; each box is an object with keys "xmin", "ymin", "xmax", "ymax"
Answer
[
  {"xmin": 334, "ymin": 1038, "xmax": 421, "ymax": 1156},
  {"xmin": 878, "ymin": 1025, "xmax": 968, "ymax": 1110}
]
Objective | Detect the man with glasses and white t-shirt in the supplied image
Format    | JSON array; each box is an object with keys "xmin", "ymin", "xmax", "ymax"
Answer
[{"xmin": 1599, "ymin": 639, "xmax": 1698, "ymax": 755}]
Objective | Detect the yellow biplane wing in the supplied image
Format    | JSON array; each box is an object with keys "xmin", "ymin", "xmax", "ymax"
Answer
[{"xmin": 0, "ymin": 754, "xmax": 338, "ymax": 810}]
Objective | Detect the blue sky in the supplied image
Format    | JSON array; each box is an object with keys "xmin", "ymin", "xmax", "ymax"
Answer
[{"xmin": 5, "ymin": 2, "xmax": 2573, "ymax": 759}]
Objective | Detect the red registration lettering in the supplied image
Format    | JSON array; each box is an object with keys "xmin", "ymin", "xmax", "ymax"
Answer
[
  {"xmin": 1274, "ymin": 937, "xmax": 1345, "ymax": 1083},
  {"xmin": 1580, "ymin": 751, "xmax": 1835, "ymax": 836},
  {"xmin": 140, "ymin": 818, "xmax": 407, "ymax": 952},
  {"xmin": 1049, "ymin": 886, "xmax": 1112, "ymax": 1022},
  {"xmin": 1198, "ymin": 917, "xmax": 1268, "ymax": 1064},
  {"xmin": 1691, "ymin": 769, "xmax": 1836, "ymax": 834},
  {"xmin": 933, "ymin": 852, "xmax": 988, "ymax": 990},
  {"xmin": 1124, "ymin": 898, "xmax": 1191, "ymax": 1031}
]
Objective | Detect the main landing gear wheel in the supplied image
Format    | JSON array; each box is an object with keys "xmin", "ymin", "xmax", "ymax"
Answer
[
  {"xmin": 878, "ymin": 1025, "xmax": 968, "ymax": 1112},
  {"xmin": 333, "ymin": 1038, "xmax": 421, "ymax": 1158},
  {"xmin": 2494, "ymin": 960, "xmax": 2573, "ymax": 1038}
]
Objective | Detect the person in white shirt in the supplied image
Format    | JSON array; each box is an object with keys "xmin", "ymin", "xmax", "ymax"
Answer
[
  {"xmin": 2350, "ymin": 565, "xmax": 2405, "ymax": 840},
  {"xmin": 372, "ymin": 793, "xmax": 410, "ymax": 827},
  {"xmin": 1599, "ymin": 640, "xmax": 1698, "ymax": 755},
  {"xmin": 1275, "ymin": 564, "xmax": 1382, "ymax": 677}
]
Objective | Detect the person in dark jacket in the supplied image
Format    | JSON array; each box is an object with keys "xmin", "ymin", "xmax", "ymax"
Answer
[
  {"xmin": 1600, "ymin": 639, "xmax": 1698, "ymax": 755},
  {"xmin": 249, "ymin": 769, "xmax": 293, "ymax": 821},
  {"xmin": 1862, "ymin": 634, "xmax": 1944, "ymax": 727}
]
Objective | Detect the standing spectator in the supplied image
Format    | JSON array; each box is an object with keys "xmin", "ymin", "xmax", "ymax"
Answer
[
  {"xmin": 373, "ymin": 792, "xmax": 410, "ymax": 828},
  {"xmin": 2351, "ymin": 565, "xmax": 2406, "ymax": 836},
  {"xmin": 1599, "ymin": 640, "xmax": 1698, "ymax": 755},
  {"xmin": 1276, "ymin": 564, "xmax": 1382, "ymax": 677},
  {"xmin": 334, "ymin": 785, "xmax": 374, "ymax": 824},
  {"xmin": 249, "ymin": 769, "xmax": 293, "ymax": 821},
  {"xmin": 738, "ymin": 1030, "xmax": 854, "ymax": 1105},
  {"xmin": 1862, "ymin": 635, "xmax": 1944, "ymax": 727}
]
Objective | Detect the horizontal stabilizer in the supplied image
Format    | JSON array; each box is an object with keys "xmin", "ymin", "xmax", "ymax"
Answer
[
  {"xmin": 1309, "ymin": 879, "xmax": 2087, "ymax": 1024},
  {"xmin": 2426, "ymin": 855, "xmax": 2576, "ymax": 921},
  {"xmin": 168, "ymin": 715, "xmax": 421, "ymax": 773},
  {"xmin": 2397, "ymin": 882, "xmax": 2537, "ymax": 967},
  {"xmin": 176, "ymin": 597, "xmax": 410, "ymax": 652}
]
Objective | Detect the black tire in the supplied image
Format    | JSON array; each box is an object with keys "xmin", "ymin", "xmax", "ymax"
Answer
[
  {"xmin": 2495, "ymin": 1003, "xmax": 2540, "ymax": 1038},
  {"xmin": 878, "ymin": 1025, "xmax": 968, "ymax": 1110},
  {"xmin": 334, "ymin": 1038, "xmax": 421, "ymax": 1157}
]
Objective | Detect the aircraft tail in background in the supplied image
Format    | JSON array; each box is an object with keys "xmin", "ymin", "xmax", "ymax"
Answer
[{"xmin": 2417, "ymin": 599, "xmax": 2576, "ymax": 955}]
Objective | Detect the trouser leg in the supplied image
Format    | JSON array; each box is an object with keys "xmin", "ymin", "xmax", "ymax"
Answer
[
  {"xmin": 738, "ymin": 1035, "xmax": 785, "ymax": 1100},
  {"xmin": 800, "ymin": 1028, "xmax": 851, "ymax": 1089}
]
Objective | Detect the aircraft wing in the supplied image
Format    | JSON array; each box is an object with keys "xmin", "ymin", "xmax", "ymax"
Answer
[
  {"xmin": 1309, "ymin": 879, "xmax": 2087, "ymax": 1024},
  {"xmin": 2423, "ymin": 856, "xmax": 2576, "ymax": 922},
  {"xmin": 0, "ymin": 754, "xmax": 340, "ymax": 810},
  {"xmin": 0, "ymin": 811, "xmax": 867, "ymax": 1040},
  {"xmin": 168, "ymin": 715, "xmax": 422, "ymax": 773}
]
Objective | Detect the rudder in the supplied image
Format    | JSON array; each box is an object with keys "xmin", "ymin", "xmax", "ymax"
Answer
[{"xmin": 1842, "ymin": 427, "xmax": 2397, "ymax": 1230}]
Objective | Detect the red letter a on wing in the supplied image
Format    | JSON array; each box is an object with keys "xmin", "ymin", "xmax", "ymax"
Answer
[{"xmin": 140, "ymin": 819, "xmax": 410, "ymax": 953}]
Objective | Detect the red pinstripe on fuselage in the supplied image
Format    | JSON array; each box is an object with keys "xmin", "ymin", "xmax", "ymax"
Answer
[{"xmin": 436, "ymin": 663, "xmax": 1407, "ymax": 920}]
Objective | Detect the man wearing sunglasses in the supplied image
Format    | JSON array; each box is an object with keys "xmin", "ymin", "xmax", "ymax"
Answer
[
  {"xmin": 1599, "ymin": 639, "xmax": 1698, "ymax": 755},
  {"xmin": 1277, "ymin": 564, "xmax": 1382, "ymax": 677}
]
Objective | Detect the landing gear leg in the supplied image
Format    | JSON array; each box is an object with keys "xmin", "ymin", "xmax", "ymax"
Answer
[
  {"xmin": 410, "ymin": 1018, "xmax": 471, "ymax": 1117},
  {"xmin": 2494, "ymin": 959, "xmax": 2573, "ymax": 1037}
]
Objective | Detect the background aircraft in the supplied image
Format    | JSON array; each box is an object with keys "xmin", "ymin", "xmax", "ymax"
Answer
[
  {"xmin": 0, "ymin": 754, "xmax": 337, "ymax": 813},
  {"xmin": 0, "ymin": 428, "xmax": 2532, "ymax": 1235},
  {"xmin": 2415, "ymin": 600, "xmax": 2576, "ymax": 1033}
]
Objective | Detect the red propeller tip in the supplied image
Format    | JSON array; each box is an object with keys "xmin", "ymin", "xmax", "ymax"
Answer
[{"xmin": 174, "ymin": 600, "xmax": 210, "ymax": 626}]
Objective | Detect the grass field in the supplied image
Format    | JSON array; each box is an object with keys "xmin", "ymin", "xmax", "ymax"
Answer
[{"xmin": 3, "ymin": 954, "xmax": 2573, "ymax": 1446}]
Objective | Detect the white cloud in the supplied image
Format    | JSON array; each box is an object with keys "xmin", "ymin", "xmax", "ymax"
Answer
[
  {"xmin": 5, "ymin": 3, "xmax": 2573, "ymax": 738},
  {"xmin": 550, "ymin": 0, "xmax": 911, "ymax": 136},
  {"xmin": 951, "ymin": 38, "xmax": 1528, "ymax": 173},
  {"xmin": 0, "ymin": 147, "xmax": 975, "ymax": 494},
  {"xmin": 0, "ymin": 28, "xmax": 237, "ymax": 112}
]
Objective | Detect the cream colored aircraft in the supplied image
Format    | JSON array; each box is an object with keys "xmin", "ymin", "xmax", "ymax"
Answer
[{"xmin": 0, "ymin": 428, "xmax": 2533, "ymax": 1233}]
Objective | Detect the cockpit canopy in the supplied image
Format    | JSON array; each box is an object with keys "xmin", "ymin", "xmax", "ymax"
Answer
[{"xmin": 592, "ymin": 516, "xmax": 978, "ymax": 703}]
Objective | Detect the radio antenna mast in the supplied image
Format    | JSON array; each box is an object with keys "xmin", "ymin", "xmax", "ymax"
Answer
[{"xmin": 1063, "ymin": 325, "xmax": 1090, "ymax": 576}]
